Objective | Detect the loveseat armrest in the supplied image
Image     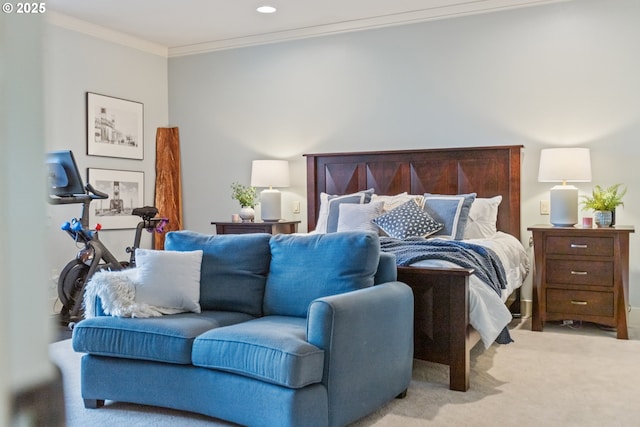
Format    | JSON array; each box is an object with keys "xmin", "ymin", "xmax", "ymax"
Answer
[
  {"xmin": 93, "ymin": 296, "xmax": 107, "ymax": 316},
  {"xmin": 307, "ymin": 281, "xmax": 413, "ymax": 427}
]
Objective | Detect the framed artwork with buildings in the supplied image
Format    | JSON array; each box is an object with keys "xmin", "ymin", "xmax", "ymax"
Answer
[{"xmin": 86, "ymin": 92, "xmax": 144, "ymax": 159}]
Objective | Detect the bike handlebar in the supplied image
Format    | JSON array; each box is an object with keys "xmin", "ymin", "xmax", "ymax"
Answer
[
  {"xmin": 85, "ymin": 183, "xmax": 109, "ymax": 199},
  {"xmin": 48, "ymin": 183, "xmax": 109, "ymax": 205}
]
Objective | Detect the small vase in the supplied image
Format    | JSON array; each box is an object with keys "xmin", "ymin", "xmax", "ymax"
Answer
[
  {"xmin": 239, "ymin": 207, "xmax": 255, "ymax": 222},
  {"xmin": 611, "ymin": 209, "xmax": 616, "ymax": 226},
  {"xmin": 594, "ymin": 210, "xmax": 612, "ymax": 228}
]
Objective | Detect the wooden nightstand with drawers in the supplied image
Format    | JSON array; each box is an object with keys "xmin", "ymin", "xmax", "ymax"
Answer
[{"xmin": 528, "ymin": 224, "xmax": 634, "ymax": 339}]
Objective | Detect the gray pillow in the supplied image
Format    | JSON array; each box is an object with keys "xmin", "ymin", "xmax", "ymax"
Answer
[{"xmin": 337, "ymin": 201, "xmax": 384, "ymax": 233}]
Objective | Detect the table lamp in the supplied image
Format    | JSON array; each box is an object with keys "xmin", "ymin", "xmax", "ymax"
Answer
[
  {"xmin": 251, "ymin": 160, "xmax": 290, "ymax": 222},
  {"xmin": 538, "ymin": 148, "xmax": 591, "ymax": 227}
]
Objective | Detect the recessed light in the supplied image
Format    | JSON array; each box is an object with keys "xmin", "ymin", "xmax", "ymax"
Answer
[{"xmin": 257, "ymin": 5, "xmax": 276, "ymax": 14}]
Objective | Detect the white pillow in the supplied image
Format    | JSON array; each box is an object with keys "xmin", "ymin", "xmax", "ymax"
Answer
[
  {"xmin": 463, "ymin": 195, "xmax": 502, "ymax": 239},
  {"xmin": 337, "ymin": 201, "xmax": 384, "ymax": 233},
  {"xmin": 84, "ymin": 269, "xmax": 176, "ymax": 318},
  {"xmin": 371, "ymin": 193, "xmax": 424, "ymax": 212},
  {"xmin": 134, "ymin": 248, "xmax": 203, "ymax": 314}
]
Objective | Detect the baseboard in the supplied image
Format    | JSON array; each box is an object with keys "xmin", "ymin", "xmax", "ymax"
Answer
[
  {"xmin": 629, "ymin": 307, "xmax": 640, "ymax": 328},
  {"xmin": 520, "ymin": 301, "xmax": 640, "ymax": 328},
  {"xmin": 520, "ymin": 299, "xmax": 532, "ymax": 319}
]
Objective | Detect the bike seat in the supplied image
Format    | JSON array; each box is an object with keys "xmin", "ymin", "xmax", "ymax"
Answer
[{"xmin": 132, "ymin": 206, "xmax": 158, "ymax": 220}]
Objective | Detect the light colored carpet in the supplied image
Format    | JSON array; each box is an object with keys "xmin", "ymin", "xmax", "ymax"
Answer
[{"xmin": 50, "ymin": 319, "xmax": 640, "ymax": 427}]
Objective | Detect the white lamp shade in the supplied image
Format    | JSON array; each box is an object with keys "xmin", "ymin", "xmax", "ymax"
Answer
[
  {"xmin": 250, "ymin": 160, "xmax": 290, "ymax": 188},
  {"xmin": 538, "ymin": 147, "xmax": 591, "ymax": 227},
  {"xmin": 538, "ymin": 148, "xmax": 592, "ymax": 183},
  {"xmin": 251, "ymin": 160, "xmax": 290, "ymax": 222}
]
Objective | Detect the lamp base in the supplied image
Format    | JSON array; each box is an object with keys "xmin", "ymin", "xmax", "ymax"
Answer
[
  {"xmin": 260, "ymin": 189, "xmax": 281, "ymax": 222},
  {"xmin": 550, "ymin": 185, "xmax": 578, "ymax": 227}
]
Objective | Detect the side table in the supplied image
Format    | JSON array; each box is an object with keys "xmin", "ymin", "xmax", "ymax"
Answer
[
  {"xmin": 212, "ymin": 220, "xmax": 300, "ymax": 235},
  {"xmin": 528, "ymin": 224, "xmax": 634, "ymax": 339}
]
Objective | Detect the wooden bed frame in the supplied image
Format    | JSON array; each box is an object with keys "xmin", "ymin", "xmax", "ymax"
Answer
[{"xmin": 304, "ymin": 145, "xmax": 523, "ymax": 391}]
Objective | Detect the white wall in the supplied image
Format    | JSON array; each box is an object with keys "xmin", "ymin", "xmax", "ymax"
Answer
[
  {"xmin": 43, "ymin": 23, "xmax": 169, "ymax": 311},
  {"xmin": 168, "ymin": 0, "xmax": 640, "ymax": 308}
]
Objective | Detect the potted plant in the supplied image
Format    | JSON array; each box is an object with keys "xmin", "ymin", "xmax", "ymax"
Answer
[
  {"xmin": 231, "ymin": 182, "xmax": 258, "ymax": 222},
  {"xmin": 580, "ymin": 183, "xmax": 627, "ymax": 227}
]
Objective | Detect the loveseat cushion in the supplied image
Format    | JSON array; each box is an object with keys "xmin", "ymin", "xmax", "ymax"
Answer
[
  {"xmin": 263, "ymin": 232, "xmax": 380, "ymax": 317},
  {"xmin": 72, "ymin": 311, "xmax": 254, "ymax": 364},
  {"xmin": 165, "ymin": 231, "xmax": 271, "ymax": 316},
  {"xmin": 192, "ymin": 316, "xmax": 324, "ymax": 389}
]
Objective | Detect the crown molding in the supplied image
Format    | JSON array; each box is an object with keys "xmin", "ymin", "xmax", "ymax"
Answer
[
  {"xmin": 168, "ymin": 0, "xmax": 566, "ymax": 57},
  {"xmin": 46, "ymin": 0, "xmax": 565, "ymax": 59},
  {"xmin": 47, "ymin": 11, "xmax": 168, "ymax": 58}
]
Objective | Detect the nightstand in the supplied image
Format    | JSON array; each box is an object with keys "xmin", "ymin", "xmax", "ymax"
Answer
[
  {"xmin": 528, "ymin": 224, "xmax": 634, "ymax": 339},
  {"xmin": 212, "ymin": 220, "xmax": 300, "ymax": 235}
]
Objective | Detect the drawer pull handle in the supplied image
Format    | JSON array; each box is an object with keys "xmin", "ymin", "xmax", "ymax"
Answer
[
  {"xmin": 570, "ymin": 300, "xmax": 588, "ymax": 306},
  {"xmin": 570, "ymin": 244, "xmax": 588, "ymax": 249},
  {"xmin": 570, "ymin": 271, "xmax": 588, "ymax": 275}
]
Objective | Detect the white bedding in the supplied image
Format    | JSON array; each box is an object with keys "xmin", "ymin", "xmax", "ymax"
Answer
[{"xmin": 411, "ymin": 231, "xmax": 529, "ymax": 348}]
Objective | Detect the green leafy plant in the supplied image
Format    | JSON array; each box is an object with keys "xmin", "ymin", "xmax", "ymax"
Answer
[
  {"xmin": 230, "ymin": 182, "xmax": 257, "ymax": 208},
  {"xmin": 580, "ymin": 183, "xmax": 627, "ymax": 211}
]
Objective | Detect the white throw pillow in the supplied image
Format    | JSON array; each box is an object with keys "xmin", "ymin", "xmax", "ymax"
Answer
[
  {"xmin": 337, "ymin": 201, "xmax": 384, "ymax": 233},
  {"xmin": 83, "ymin": 268, "xmax": 174, "ymax": 318},
  {"xmin": 134, "ymin": 248, "xmax": 203, "ymax": 314},
  {"xmin": 371, "ymin": 193, "xmax": 424, "ymax": 212},
  {"xmin": 463, "ymin": 195, "xmax": 502, "ymax": 239}
]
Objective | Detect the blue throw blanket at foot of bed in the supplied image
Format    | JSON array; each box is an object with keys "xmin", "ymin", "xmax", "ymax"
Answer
[{"xmin": 380, "ymin": 236, "xmax": 513, "ymax": 345}]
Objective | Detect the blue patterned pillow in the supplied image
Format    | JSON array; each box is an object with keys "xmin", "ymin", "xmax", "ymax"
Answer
[
  {"xmin": 423, "ymin": 193, "xmax": 476, "ymax": 240},
  {"xmin": 372, "ymin": 200, "xmax": 443, "ymax": 239}
]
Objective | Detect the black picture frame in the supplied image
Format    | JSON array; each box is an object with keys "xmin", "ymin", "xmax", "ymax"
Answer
[{"xmin": 86, "ymin": 92, "xmax": 144, "ymax": 160}]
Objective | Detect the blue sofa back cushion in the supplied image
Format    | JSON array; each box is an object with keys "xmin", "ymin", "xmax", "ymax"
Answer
[
  {"xmin": 165, "ymin": 231, "xmax": 271, "ymax": 316},
  {"xmin": 263, "ymin": 231, "xmax": 380, "ymax": 317}
]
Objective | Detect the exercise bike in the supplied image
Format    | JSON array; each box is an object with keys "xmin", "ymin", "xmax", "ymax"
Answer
[{"xmin": 47, "ymin": 150, "xmax": 168, "ymax": 327}]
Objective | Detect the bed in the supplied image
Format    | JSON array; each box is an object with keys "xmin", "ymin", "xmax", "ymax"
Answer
[{"xmin": 304, "ymin": 145, "xmax": 527, "ymax": 391}]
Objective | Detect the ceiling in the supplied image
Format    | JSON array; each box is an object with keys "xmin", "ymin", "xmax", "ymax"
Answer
[{"xmin": 46, "ymin": 0, "xmax": 564, "ymax": 56}]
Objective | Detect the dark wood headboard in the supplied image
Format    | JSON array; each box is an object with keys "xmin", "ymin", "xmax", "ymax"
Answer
[{"xmin": 304, "ymin": 145, "xmax": 523, "ymax": 239}]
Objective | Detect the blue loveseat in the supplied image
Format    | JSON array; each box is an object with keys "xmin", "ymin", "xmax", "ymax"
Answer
[{"xmin": 72, "ymin": 230, "xmax": 414, "ymax": 427}]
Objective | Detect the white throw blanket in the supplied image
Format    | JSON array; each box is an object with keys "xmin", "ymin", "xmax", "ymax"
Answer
[{"xmin": 83, "ymin": 269, "xmax": 184, "ymax": 318}]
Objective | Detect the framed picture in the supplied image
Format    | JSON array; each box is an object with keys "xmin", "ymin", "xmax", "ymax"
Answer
[
  {"xmin": 86, "ymin": 92, "xmax": 144, "ymax": 159},
  {"xmin": 87, "ymin": 168, "xmax": 144, "ymax": 229}
]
